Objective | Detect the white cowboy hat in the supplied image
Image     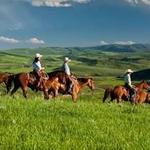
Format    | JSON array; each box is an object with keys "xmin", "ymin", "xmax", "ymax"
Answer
[
  {"xmin": 35, "ymin": 53, "xmax": 42, "ymax": 58},
  {"xmin": 64, "ymin": 57, "xmax": 71, "ymax": 62},
  {"xmin": 125, "ymin": 69, "xmax": 133, "ymax": 73}
]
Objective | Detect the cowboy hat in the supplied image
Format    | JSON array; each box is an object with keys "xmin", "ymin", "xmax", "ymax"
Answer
[
  {"xmin": 35, "ymin": 53, "xmax": 42, "ymax": 58},
  {"xmin": 64, "ymin": 57, "xmax": 71, "ymax": 62},
  {"xmin": 125, "ymin": 69, "xmax": 133, "ymax": 73}
]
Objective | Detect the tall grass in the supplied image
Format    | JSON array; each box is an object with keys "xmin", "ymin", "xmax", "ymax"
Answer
[{"xmin": 0, "ymin": 94, "xmax": 150, "ymax": 150}]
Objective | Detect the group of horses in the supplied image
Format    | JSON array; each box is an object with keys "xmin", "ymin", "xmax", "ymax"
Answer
[
  {"xmin": 0, "ymin": 71, "xmax": 95, "ymax": 102},
  {"xmin": 103, "ymin": 80, "xmax": 150, "ymax": 104},
  {"xmin": 0, "ymin": 71, "xmax": 150, "ymax": 104}
]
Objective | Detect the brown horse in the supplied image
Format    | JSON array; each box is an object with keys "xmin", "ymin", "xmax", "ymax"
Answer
[
  {"xmin": 47, "ymin": 71, "xmax": 95, "ymax": 101},
  {"xmin": 46, "ymin": 77, "xmax": 95, "ymax": 102},
  {"xmin": 0, "ymin": 72, "xmax": 13, "ymax": 93},
  {"xmin": 103, "ymin": 80, "xmax": 150, "ymax": 103},
  {"xmin": 103, "ymin": 86, "xmax": 128, "ymax": 103},
  {"xmin": 134, "ymin": 90, "xmax": 150, "ymax": 104},
  {"xmin": 57, "ymin": 77, "xmax": 95, "ymax": 102},
  {"xmin": 44, "ymin": 77, "xmax": 66, "ymax": 98},
  {"xmin": 10, "ymin": 71, "xmax": 49, "ymax": 99}
]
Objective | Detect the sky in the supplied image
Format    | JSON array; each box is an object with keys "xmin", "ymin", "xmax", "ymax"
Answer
[{"xmin": 0, "ymin": 0, "xmax": 150, "ymax": 49}]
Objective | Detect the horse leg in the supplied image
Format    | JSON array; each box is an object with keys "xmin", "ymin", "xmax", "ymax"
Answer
[
  {"xmin": 11, "ymin": 85, "xmax": 19, "ymax": 96},
  {"xmin": 110, "ymin": 93, "xmax": 115, "ymax": 103},
  {"xmin": 103, "ymin": 90, "xmax": 107, "ymax": 102},
  {"xmin": 21, "ymin": 86, "xmax": 28, "ymax": 99},
  {"xmin": 71, "ymin": 93, "xmax": 77, "ymax": 102},
  {"xmin": 43, "ymin": 89, "xmax": 49, "ymax": 100},
  {"xmin": 5, "ymin": 82, "xmax": 12, "ymax": 94},
  {"xmin": 110, "ymin": 97, "xmax": 114, "ymax": 103},
  {"xmin": 53, "ymin": 89, "xmax": 58, "ymax": 98},
  {"xmin": 117, "ymin": 96, "xmax": 122, "ymax": 103}
]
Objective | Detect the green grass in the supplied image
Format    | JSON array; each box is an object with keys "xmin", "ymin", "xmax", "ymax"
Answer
[{"xmin": 0, "ymin": 95, "xmax": 150, "ymax": 150}]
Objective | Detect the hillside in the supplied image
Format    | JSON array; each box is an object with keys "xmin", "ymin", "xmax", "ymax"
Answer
[
  {"xmin": 132, "ymin": 69, "xmax": 150, "ymax": 81},
  {"xmin": 85, "ymin": 44, "xmax": 150, "ymax": 52},
  {"xmin": 0, "ymin": 46, "xmax": 150, "ymax": 80}
]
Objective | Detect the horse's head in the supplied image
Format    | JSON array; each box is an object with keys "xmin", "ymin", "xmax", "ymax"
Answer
[
  {"xmin": 87, "ymin": 78, "xmax": 95, "ymax": 91},
  {"xmin": 135, "ymin": 80, "xmax": 150, "ymax": 90},
  {"xmin": 141, "ymin": 80, "xmax": 150, "ymax": 90}
]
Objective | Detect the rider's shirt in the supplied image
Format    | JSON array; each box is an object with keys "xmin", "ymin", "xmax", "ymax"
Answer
[
  {"xmin": 62, "ymin": 63, "xmax": 71, "ymax": 76},
  {"xmin": 32, "ymin": 61, "xmax": 42, "ymax": 71},
  {"xmin": 124, "ymin": 74, "xmax": 132, "ymax": 87}
]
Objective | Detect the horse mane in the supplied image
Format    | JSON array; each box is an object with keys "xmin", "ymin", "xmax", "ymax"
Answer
[
  {"xmin": 77, "ymin": 77, "xmax": 92, "ymax": 83},
  {"xmin": 134, "ymin": 80, "xmax": 147, "ymax": 86}
]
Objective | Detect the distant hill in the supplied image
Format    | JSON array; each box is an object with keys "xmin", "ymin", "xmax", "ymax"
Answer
[
  {"xmin": 84, "ymin": 44, "xmax": 150, "ymax": 52},
  {"xmin": 132, "ymin": 69, "xmax": 150, "ymax": 81}
]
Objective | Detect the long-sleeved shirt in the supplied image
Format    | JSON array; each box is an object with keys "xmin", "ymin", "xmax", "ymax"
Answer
[
  {"xmin": 124, "ymin": 73, "xmax": 132, "ymax": 87},
  {"xmin": 32, "ymin": 61, "xmax": 42, "ymax": 71},
  {"xmin": 62, "ymin": 63, "xmax": 71, "ymax": 75}
]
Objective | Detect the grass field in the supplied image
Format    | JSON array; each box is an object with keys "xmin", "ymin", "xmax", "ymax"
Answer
[{"xmin": 0, "ymin": 47, "xmax": 150, "ymax": 149}]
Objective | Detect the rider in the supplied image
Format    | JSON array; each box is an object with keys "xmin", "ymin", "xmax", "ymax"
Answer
[
  {"xmin": 62, "ymin": 57, "xmax": 74, "ymax": 93},
  {"xmin": 32, "ymin": 53, "xmax": 44, "ymax": 88},
  {"xmin": 124, "ymin": 69, "xmax": 135, "ymax": 101}
]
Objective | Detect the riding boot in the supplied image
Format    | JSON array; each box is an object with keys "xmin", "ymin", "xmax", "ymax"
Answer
[
  {"xmin": 67, "ymin": 83, "xmax": 73, "ymax": 94},
  {"xmin": 36, "ymin": 78, "xmax": 41, "ymax": 89}
]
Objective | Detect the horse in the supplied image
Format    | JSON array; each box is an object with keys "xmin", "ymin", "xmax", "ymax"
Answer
[
  {"xmin": 47, "ymin": 71, "xmax": 95, "ymax": 101},
  {"xmin": 59, "ymin": 77, "xmax": 95, "ymax": 102},
  {"xmin": 134, "ymin": 90, "xmax": 150, "ymax": 104},
  {"xmin": 0, "ymin": 72, "xmax": 13, "ymax": 93},
  {"xmin": 103, "ymin": 80, "xmax": 150, "ymax": 103},
  {"xmin": 9, "ymin": 71, "xmax": 49, "ymax": 99},
  {"xmin": 44, "ymin": 77, "xmax": 66, "ymax": 98},
  {"xmin": 103, "ymin": 86, "xmax": 128, "ymax": 103}
]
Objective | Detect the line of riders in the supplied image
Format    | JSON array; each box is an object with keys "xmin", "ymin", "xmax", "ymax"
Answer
[
  {"xmin": 0, "ymin": 53, "xmax": 95, "ymax": 102},
  {"xmin": 33, "ymin": 53, "xmax": 150, "ymax": 104},
  {"xmin": 0, "ymin": 53, "xmax": 150, "ymax": 103},
  {"xmin": 32, "ymin": 53, "xmax": 74, "ymax": 94}
]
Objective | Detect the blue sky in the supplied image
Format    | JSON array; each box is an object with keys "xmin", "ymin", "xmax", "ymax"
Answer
[{"xmin": 0, "ymin": 0, "xmax": 150, "ymax": 49}]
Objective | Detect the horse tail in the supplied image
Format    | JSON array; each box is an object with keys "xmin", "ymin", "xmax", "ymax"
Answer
[{"xmin": 103, "ymin": 88, "xmax": 112, "ymax": 102}]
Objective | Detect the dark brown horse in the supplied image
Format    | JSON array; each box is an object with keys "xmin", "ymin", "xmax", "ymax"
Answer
[
  {"xmin": 0, "ymin": 72, "xmax": 13, "ymax": 93},
  {"xmin": 103, "ymin": 80, "xmax": 150, "ymax": 103},
  {"xmin": 10, "ymin": 71, "xmax": 49, "ymax": 99},
  {"xmin": 47, "ymin": 71, "xmax": 68, "ymax": 84}
]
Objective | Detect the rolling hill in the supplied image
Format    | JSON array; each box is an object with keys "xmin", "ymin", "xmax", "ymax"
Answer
[{"xmin": 0, "ymin": 45, "xmax": 150, "ymax": 80}]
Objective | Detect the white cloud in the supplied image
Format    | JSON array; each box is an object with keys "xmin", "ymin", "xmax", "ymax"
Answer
[
  {"xmin": 100, "ymin": 40, "xmax": 109, "ymax": 45},
  {"xmin": 26, "ymin": 0, "xmax": 90, "ymax": 7},
  {"xmin": 0, "ymin": 36, "xmax": 19, "ymax": 44},
  {"xmin": 124, "ymin": 0, "xmax": 150, "ymax": 6},
  {"xmin": 28, "ymin": 37, "xmax": 45, "ymax": 44},
  {"xmin": 73, "ymin": 0, "xmax": 90, "ymax": 3},
  {"xmin": 100, "ymin": 40, "xmax": 136, "ymax": 45}
]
